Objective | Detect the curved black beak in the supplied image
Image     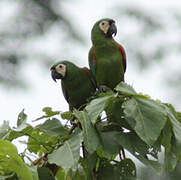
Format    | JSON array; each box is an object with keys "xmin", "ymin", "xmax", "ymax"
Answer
[
  {"xmin": 107, "ymin": 21, "xmax": 117, "ymax": 38},
  {"xmin": 50, "ymin": 67, "xmax": 62, "ymax": 82}
]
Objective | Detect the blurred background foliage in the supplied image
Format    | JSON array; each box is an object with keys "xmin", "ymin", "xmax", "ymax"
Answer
[
  {"xmin": 1, "ymin": 0, "xmax": 181, "ymax": 92},
  {"xmin": 1, "ymin": 0, "xmax": 181, "ymax": 179},
  {"xmin": 0, "ymin": 0, "xmax": 83, "ymax": 88}
]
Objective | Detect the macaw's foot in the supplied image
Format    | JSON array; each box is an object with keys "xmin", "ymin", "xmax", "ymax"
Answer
[{"xmin": 99, "ymin": 85, "xmax": 109, "ymax": 93}]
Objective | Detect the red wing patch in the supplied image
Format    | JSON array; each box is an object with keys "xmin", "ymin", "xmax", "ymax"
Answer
[{"xmin": 119, "ymin": 44, "xmax": 127, "ymax": 73}]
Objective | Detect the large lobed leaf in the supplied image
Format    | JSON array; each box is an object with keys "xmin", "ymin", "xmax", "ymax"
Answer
[
  {"xmin": 123, "ymin": 97, "xmax": 167, "ymax": 146},
  {"xmin": 48, "ymin": 131, "xmax": 82, "ymax": 172}
]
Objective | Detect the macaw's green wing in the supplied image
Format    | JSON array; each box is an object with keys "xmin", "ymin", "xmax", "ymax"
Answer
[
  {"xmin": 61, "ymin": 83, "xmax": 69, "ymax": 103},
  {"xmin": 82, "ymin": 67, "xmax": 97, "ymax": 89},
  {"xmin": 118, "ymin": 43, "xmax": 127, "ymax": 73},
  {"xmin": 88, "ymin": 47, "xmax": 97, "ymax": 87},
  {"xmin": 88, "ymin": 47, "xmax": 96, "ymax": 77}
]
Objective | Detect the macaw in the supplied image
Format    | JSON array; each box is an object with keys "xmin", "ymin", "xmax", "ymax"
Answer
[
  {"xmin": 88, "ymin": 18, "xmax": 126, "ymax": 91},
  {"xmin": 50, "ymin": 61, "xmax": 96, "ymax": 111}
]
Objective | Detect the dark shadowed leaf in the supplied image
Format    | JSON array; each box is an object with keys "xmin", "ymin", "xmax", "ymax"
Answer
[
  {"xmin": 80, "ymin": 153, "xmax": 98, "ymax": 180},
  {"xmin": 115, "ymin": 132, "xmax": 162, "ymax": 174},
  {"xmin": 37, "ymin": 167, "xmax": 55, "ymax": 180},
  {"xmin": 97, "ymin": 159, "xmax": 138, "ymax": 180}
]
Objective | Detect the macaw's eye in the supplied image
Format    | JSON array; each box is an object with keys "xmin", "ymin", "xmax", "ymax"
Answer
[
  {"xmin": 59, "ymin": 65, "xmax": 63, "ymax": 68},
  {"xmin": 102, "ymin": 22, "xmax": 105, "ymax": 26}
]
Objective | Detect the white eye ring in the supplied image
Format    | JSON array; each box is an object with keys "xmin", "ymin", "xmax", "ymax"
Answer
[
  {"xmin": 99, "ymin": 21, "xmax": 109, "ymax": 34},
  {"xmin": 56, "ymin": 64, "xmax": 66, "ymax": 77}
]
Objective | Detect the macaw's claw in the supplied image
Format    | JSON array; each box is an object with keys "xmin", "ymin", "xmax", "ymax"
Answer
[{"xmin": 99, "ymin": 85, "xmax": 109, "ymax": 93}]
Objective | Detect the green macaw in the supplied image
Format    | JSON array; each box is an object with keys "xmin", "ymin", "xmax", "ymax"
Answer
[
  {"xmin": 50, "ymin": 61, "xmax": 96, "ymax": 111},
  {"xmin": 88, "ymin": 18, "xmax": 127, "ymax": 91}
]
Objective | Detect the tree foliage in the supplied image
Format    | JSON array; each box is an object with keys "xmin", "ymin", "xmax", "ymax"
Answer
[{"xmin": 1, "ymin": 82, "xmax": 181, "ymax": 179}]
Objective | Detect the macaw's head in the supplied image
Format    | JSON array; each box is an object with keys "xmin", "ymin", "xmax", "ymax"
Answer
[
  {"xmin": 91, "ymin": 18, "xmax": 117, "ymax": 39},
  {"xmin": 50, "ymin": 61, "xmax": 69, "ymax": 82}
]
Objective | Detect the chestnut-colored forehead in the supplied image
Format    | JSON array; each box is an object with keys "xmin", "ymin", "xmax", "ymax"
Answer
[{"xmin": 95, "ymin": 18, "xmax": 115, "ymax": 25}]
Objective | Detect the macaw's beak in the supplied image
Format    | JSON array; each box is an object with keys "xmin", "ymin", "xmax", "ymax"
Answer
[
  {"xmin": 50, "ymin": 67, "xmax": 62, "ymax": 82},
  {"xmin": 107, "ymin": 20, "xmax": 117, "ymax": 38}
]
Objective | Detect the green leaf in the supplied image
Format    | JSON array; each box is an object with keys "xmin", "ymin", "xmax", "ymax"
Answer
[
  {"xmin": 0, "ymin": 173, "xmax": 17, "ymax": 180},
  {"xmin": 116, "ymin": 159, "xmax": 137, "ymax": 180},
  {"xmin": 164, "ymin": 137, "xmax": 180, "ymax": 171},
  {"xmin": 38, "ymin": 118, "xmax": 68, "ymax": 137},
  {"xmin": 123, "ymin": 97, "xmax": 167, "ymax": 146},
  {"xmin": 48, "ymin": 132, "xmax": 82, "ymax": 171},
  {"xmin": 163, "ymin": 105, "xmax": 181, "ymax": 171},
  {"xmin": 0, "ymin": 140, "xmax": 34, "ymax": 180},
  {"xmin": 80, "ymin": 153, "xmax": 98, "ymax": 180},
  {"xmin": 72, "ymin": 169, "xmax": 87, "ymax": 180},
  {"xmin": 17, "ymin": 109, "xmax": 27, "ymax": 127},
  {"xmin": 28, "ymin": 128, "xmax": 58, "ymax": 154},
  {"xmin": 98, "ymin": 131, "xmax": 121, "ymax": 159},
  {"xmin": 85, "ymin": 93, "xmax": 115, "ymax": 124},
  {"xmin": 0, "ymin": 121, "xmax": 10, "ymax": 140},
  {"xmin": 37, "ymin": 167, "xmax": 55, "ymax": 180},
  {"xmin": 97, "ymin": 159, "xmax": 138, "ymax": 180},
  {"xmin": 176, "ymin": 112, "xmax": 181, "ymax": 123},
  {"xmin": 55, "ymin": 167, "xmax": 65, "ymax": 180},
  {"xmin": 161, "ymin": 120, "xmax": 172, "ymax": 151},
  {"xmin": 115, "ymin": 132, "xmax": 162, "ymax": 174},
  {"xmin": 33, "ymin": 107, "xmax": 60, "ymax": 121},
  {"xmin": 165, "ymin": 105, "xmax": 181, "ymax": 145},
  {"xmin": 28, "ymin": 166, "xmax": 39, "ymax": 180},
  {"xmin": 104, "ymin": 97, "xmax": 123, "ymax": 123},
  {"xmin": 114, "ymin": 82, "xmax": 136, "ymax": 96},
  {"xmin": 43, "ymin": 107, "xmax": 60, "ymax": 116},
  {"xmin": 8, "ymin": 125, "xmax": 33, "ymax": 141},
  {"xmin": 61, "ymin": 111, "xmax": 74, "ymax": 120},
  {"xmin": 97, "ymin": 160, "xmax": 116, "ymax": 180},
  {"xmin": 74, "ymin": 110, "xmax": 100, "ymax": 154}
]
